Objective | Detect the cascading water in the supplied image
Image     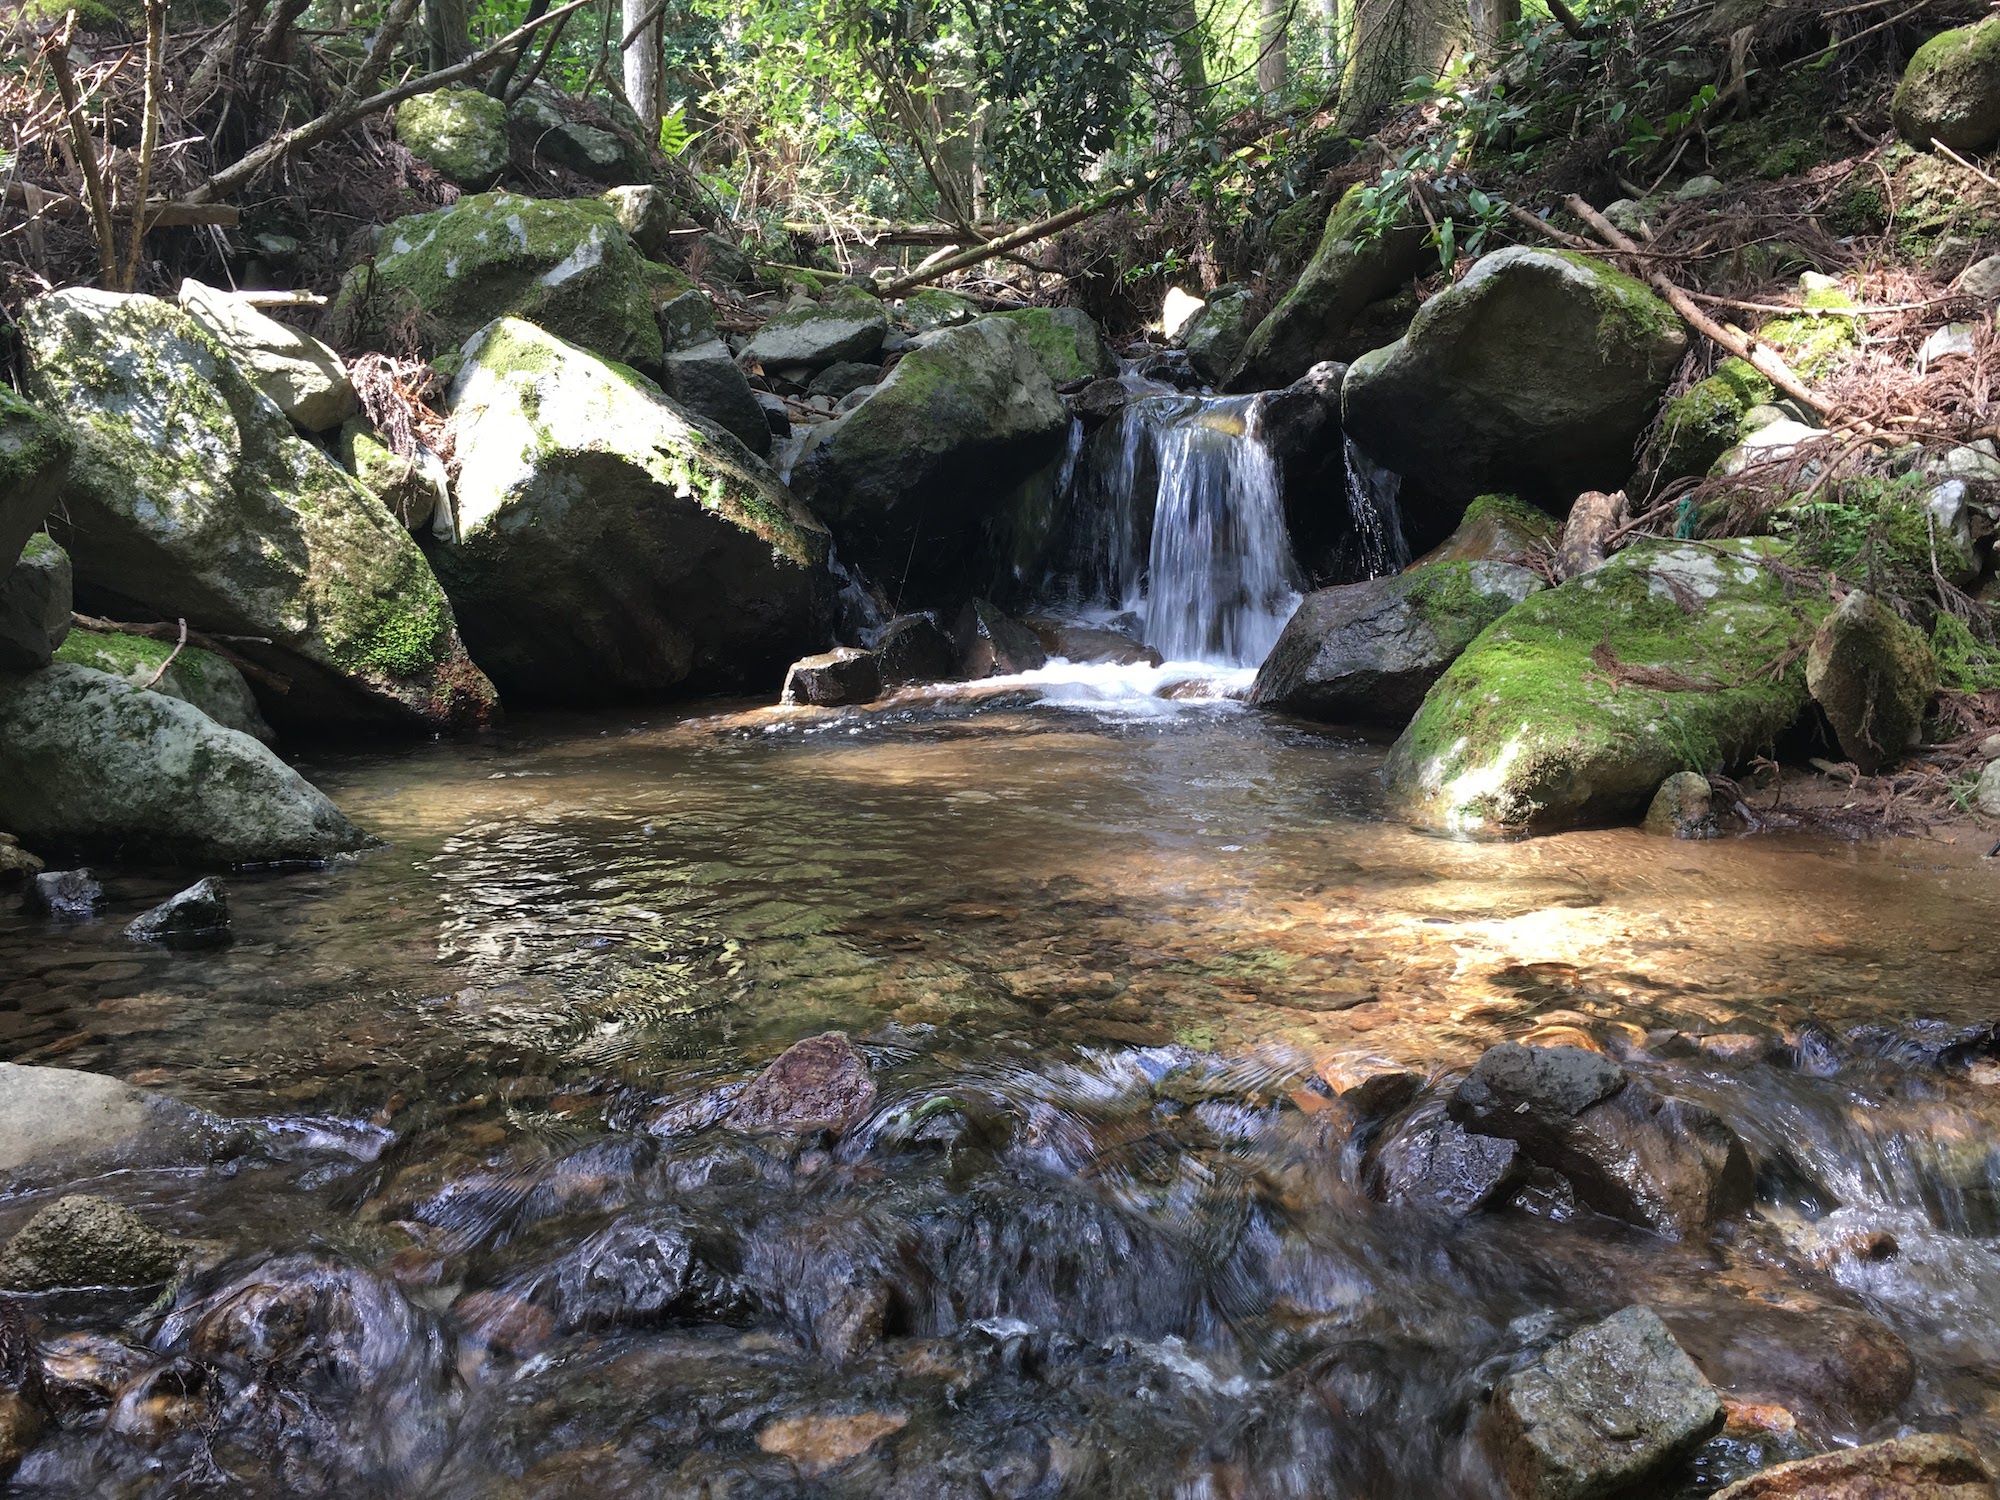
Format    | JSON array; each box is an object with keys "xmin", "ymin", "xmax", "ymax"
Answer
[{"xmin": 1342, "ymin": 434, "xmax": 1409, "ymax": 578}]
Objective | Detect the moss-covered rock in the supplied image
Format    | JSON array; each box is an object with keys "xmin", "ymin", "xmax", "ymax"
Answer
[
  {"xmin": 602, "ymin": 184, "xmax": 675, "ymax": 257},
  {"xmin": 897, "ymin": 287, "xmax": 977, "ymax": 333},
  {"xmin": 395, "ymin": 86, "xmax": 511, "ymax": 190},
  {"xmin": 0, "ymin": 664, "xmax": 371, "ymax": 862},
  {"xmin": 0, "ymin": 532, "xmax": 70, "ymax": 671},
  {"xmin": 1649, "ymin": 358, "xmax": 1776, "ymax": 484},
  {"xmin": 333, "ymin": 192, "xmax": 664, "ymax": 374},
  {"xmin": 1412, "ymin": 493, "xmax": 1560, "ymax": 566},
  {"xmin": 20, "ymin": 288, "xmax": 495, "ymax": 732},
  {"xmin": 178, "ymin": 278, "xmax": 358, "ymax": 432},
  {"xmin": 1386, "ymin": 538, "xmax": 1821, "ymax": 836},
  {"xmin": 1178, "ymin": 284, "xmax": 1258, "ymax": 386},
  {"xmin": 509, "ymin": 82, "xmax": 649, "ymax": 185},
  {"xmin": 56, "ymin": 628, "xmax": 274, "ymax": 743},
  {"xmin": 1229, "ymin": 185, "xmax": 1432, "ymax": 392},
  {"xmin": 340, "ymin": 423, "xmax": 440, "ymax": 532},
  {"xmin": 1251, "ymin": 558, "xmax": 1543, "ymax": 724},
  {"xmin": 0, "ymin": 1194, "xmax": 183, "ymax": 1290},
  {"xmin": 790, "ymin": 316, "xmax": 1069, "ymax": 598},
  {"xmin": 1805, "ymin": 589, "xmax": 1936, "ymax": 773},
  {"xmin": 1342, "ymin": 248, "xmax": 1687, "ymax": 548},
  {"xmin": 0, "ymin": 387, "xmax": 73, "ymax": 571},
  {"xmin": 1755, "ymin": 275, "xmax": 1859, "ymax": 377},
  {"xmin": 743, "ymin": 286, "xmax": 888, "ymax": 371},
  {"xmin": 995, "ymin": 306, "xmax": 1116, "ymax": 386},
  {"xmin": 1893, "ymin": 16, "xmax": 2000, "ymax": 153},
  {"xmin": 438, "ymin": 317, "xmax": 830, "ymax": 703}
]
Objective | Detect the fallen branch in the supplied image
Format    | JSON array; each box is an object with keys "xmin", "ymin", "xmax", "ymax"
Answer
[
  {"xmin": 70, "ymin": 612, "xmax": 290, "ymax": 693},
  {"xmin": 2, "ymin": 185, "xmax": 240, "ymax": 227},
  {"xmin": 121, "ymin": 0, "xmax": 165, "ymax": 291},
  {"xmin": 136, "ymin": 618, "xmax": 188, "ymax": 689},
  {"xmin": 1930, "ymin": 141, "xmax": 2000, "ymax": 195},
  {"xmin": 43, "ymin": 15, "xmax": 118, "ymax": 288},
  {"xmin": 784, "ymin": 220, "xmax": 1007, "ymax": 248},
  {"xmin": 187, "ymin": 0, "xmax": 594, "ymax": 204},
  {"xmin": 876, "ymin": 178, "xmax": 1154, "ymax": 297}
]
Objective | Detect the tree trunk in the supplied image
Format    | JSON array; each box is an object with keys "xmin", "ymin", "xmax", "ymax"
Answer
[
  {"xmin": 1319, "ymin": 0, "xmax": 1339, "ymax": 69},
  {"xmin": 1152, "ymin": 0, "xmax": 1207, "ymax": 151},
  {"xmin": 1258, "ymin": 0, "xmax": 1288, "ymax": 97},
  {"xmin": 623, "ymin": 0, "xmax": 663, "ymax": 142},
  {"xmin": 1338, "ymin": 0, "xmax": 1467, "ymax": 129},
  {"xmin": 1469, "ymin": 0, "xmax": 1518, "ymax": 57},
  {"xmin": 422, "ymin": 0, "xmax": 470, "ymax": 70}
]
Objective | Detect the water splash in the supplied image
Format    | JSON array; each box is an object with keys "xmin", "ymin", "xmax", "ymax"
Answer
[{"xmin": 1342, "ymin": 435, "xmax": 1409, "ymax": 578}]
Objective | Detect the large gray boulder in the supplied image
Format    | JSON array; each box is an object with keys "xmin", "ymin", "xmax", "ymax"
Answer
[
  {"xmin": 1893, "ymin": 17, "xmax": 2000, "ymax": 153},
  {"xmin": 56, "ymin": 628, "xmax": 274, "ymax": 742},
  {"xmin": 0, "ymin": 664, "xmax": 371, "ymax": 863},
  {"xmin": 0, "ymin": 388, "xmax": 73, "ymax": 570},
  {"xmin": 1342, "ymin": 248, "xmax": 1686, "ymax": 542},
  {"xmin": 743, "ymin": 287, "xmax": 888, "ymax": 372},
  {"xmin": 791, "ymin": 317, "xmax": 1070, "ymax": 595},
  {"xmin": 1483, "ymin": 1307, "xmax": 1723, "ymax": 1500},
  {"xmin": 508, "ymin": 81, "xmax": 649, "ymax": 184},
  {"xmin": 439, "ymin": 317, "xmax": 830, "ymax": 703},
  {"xmin": 0, "ymin": 533, "xmax": 71, "ymax": 671},
  {"xmin": 178, "ymin": 279, "xmax": 359, "ymax": 432},
  {"xmin": 1178, "ymin": 284, "xmax": 1258, "ymax": 386},
  {"xmin": 995, "ymin": 306, "xmax": 1116, "ymax": 386},
  {"xmin": 0, "ymin": 1063, "xmax": 229, "ymax": 1189},
  {"xmin": 1251, "ymin": 558, "xmax": 1541, "ymax": 724},
  {"xmin": 661, "ymin": 340, "xmax": 774, "ymax": 457},
  {"xmin": 395, "ymin": 85, "xmax": 511, "ymax": 189},
  {"xmin": 21, "ymin": 289, "xmax": 496, "ymax": 732},
  {"xmin": 1805, "ymin": 589, "xmax": 1936, "ymax": 773}
]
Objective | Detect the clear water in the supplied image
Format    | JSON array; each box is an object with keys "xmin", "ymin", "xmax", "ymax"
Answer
[{"xmin": 1342, "ymin": 434, "xmax": 1410, "ymax": 578}]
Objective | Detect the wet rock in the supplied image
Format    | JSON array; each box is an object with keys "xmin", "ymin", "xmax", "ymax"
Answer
[
  {"xmin": 22, "ymin": 868, "xmax": 101, "ymax": 920},
  {"xmin": 745, "ymin": 287, "xmax": 889, "ymax": 371},
  {"xmin": 36, "ymin": 1329, "xmax": 149, "ymax": 1421},
  {"xmin": 1229, "ymin": 185, "xmax": 1431, "ymax": 391},
  {"xmin": 1387, "ymin": 539, "xmax": 1820, "ymax": 836},
  {"xmin": 0, "ymin": 835, "xmax": 42, "ymax": 887},
  {"xmin": 0, "ymin": 533, "xmax": 70, "ymax": 671},
  {"xmin": 996, "ymin": 306, "xmax": 1117, "ymax": 386},
  {"xmin": 0, "ymin": 665, "xmax": 371, "ymax": 864},
  {"xmin": 0, "ymin": 1063, "xmax": 223, "ymax": 1186},
  {"xmin": 1022, "ymin": 618, "xmax": 1162, "ymax": 667},
  {"xmin": 0, "ymin": 1194, "xmax": 183, "ymax": 1290},
  {"xmin": 659, "ymin": 339, "xmax": 774, "ymax": 456},
  {"xmin": 1179, "ymin": 284, "xmax": 1258, "ymax": 386},
  {"xmin": 1137, "ymin": 348, "xmax": 1202, "ymax": 389},
  {"xmin": 603, "ymin": 182, "xmax": 674, "ymax": 256},
  {"xmin": 1450, "ymin": 1044, "xmax": 1753, "ymax": 1238},
  {"xmin": 1411, "ymin": 493, "xmax": 1561, "ymax": 567},
  {"xmin": 1805, "ymin": 589, "xmax": 1936, "ymax": 774},
  {"xmin": 54, "ymin": 628, "xmax": 275, "ymax": 743},
  {"xmin": 440, "ymin": 318, "xmax": 829, "ymax": 703},
  {"xmin": 1364, "ymin": 1107, "xmax": 1524, "ymax": 1214},
  {"xmin": 1663, "ymin": 1302, "xmax": 1914, "ymax": 1430},
  {"xmin": 22, "ymin": 288, "xmax": 494, "ymax": 732},
  {"xmin": 808, "ymin": 361, "xmax": 883, "ymax": 401},
  {"xmin": 1894, "ymin": 17, "xmax": 2000, "ymax": 153},
  {"xmin": 394, "ymin": 85, "xmax": 509, "ymax": 189},
  {"xmin": 757, "ymin": 1408, "xmax": 907, "ymax": 1476},
  {"xmin": 1342, "ymin": 247, "xmax": 1686, "ymax": 540},
  {"xmin": 178, "ymin": 279, "xmax": 359, "ymax": 433},
  {"xmin": 875, "ymin": 612, "xmax": 959, "ymax": 686},
  {"xmin": 782, "ymin": 647, "xmax": 882, "ymax": 707},
  {"xmin": 0, "ymin": 1300, "xmax": 45, "ymax": 1480},
  {"xmin": 1248, "ymin": 360, "xmax": 1352, "ymax": 571},
  {"xmin": 1251, "ymin": 558, "xmax": 1542, "ymax": 725},
  {"xmin": 956, "ymin": 598, "xmax": 1048, "ymax": 678},
  {"xmin": 1070, "ymin": 376, "xmax": 1131, "ymax": 428},
  {"xmin": 125, "ymin": 876, "xmax": 231, "ymax": 949},
  {"xmin": 1642, "ymin": 771, "xmax": 1717, "ymax": 838},
  {"xmin": 726, "ymin": 1032, "xmax": 877, "ymax": 1133},
  {"xmin": 1711, "ymin": 1433, "xmax": 1997, "ymax": 1499},
  {"xmin": 1482, "ymin": 1306, "xmax": 1723, "ymax": 1500}
]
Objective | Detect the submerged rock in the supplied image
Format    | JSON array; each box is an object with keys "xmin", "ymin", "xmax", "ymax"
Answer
[
  {"xmin": 1342, "ymin": 248, "xmax": 1686, "ymax": 539},
  {"xmin": 1664, "ymin": 1301, "xmax": 1914, "ymax": 1432},
  {"xmin": 726, "ymin": 1032, "xmax": 876, "ymax": 1133},
  {"xmin": 1893, "ymin": 17, "xmax": 2000, "ymax": 153},
  {"xmin": 782, "ymin": 647, "xmax": 881, "ymax": 706},
  {"xmin": 440, "ymin": 317, "xmax": 829, "ymax": 703},
  {"xmin": 1710, "ymin": 1433, "xmax": 1996, "ymax": 1498},
  {"xmin": 1251, "ymin": 559, "xmax": 1541, "ymax": 725},
  {"xmin": 1386, "ymin": 539, "xmax": 1818, "ymax": 836},
  {"xmin": 177, "ymin": 279, "xmax": 358, "ymax": 433},
  {"xmin": 0, "ymin": 665, "xmax": 371, "ymax": 864},
  {"xmin": 0, "ymin": 388, "xmax": 73, "ymax": 572},
  {"xmin": 957, "ymin": 598, "xmax": 1048, "ymax": 678},
  {"xmin": 55, "ymin": 628, "xmax": 274, "ymax": 743},
  {"xmin": 0, "ymin": 1062, "xmax": 226, "ymax": 1187},
  {"xmin": 0, "ymin": 1303, "xmax": 42, "ymax": 1481},
  {"xmin": 0, "ymin": 532, "xmax": 71, "ymax": 671},
  {"xmin": 1641, "ymin": 771, "xmax": 1717, "ymax": 839},
  {"xmin": 757, "ymin": 1408, "xmax": 908, "ymax": 1477},
  {"xmin": 744, "ymin": 287, "xmax": 888, "ymax": 371},
  {"xmin": 21, "ymin": 289, "xmax": 494, "ymax": 732},
  {"xmin": 1805, "ymin": 589, "xmax": 1936, "ymax": 773},
  {"xmin": 0, "ymin": 1194, "xmax": 183, "ymax": 1290},
  {"xmin": 23, "ymin": 868, "xmax": 102, "ymax": 920},
  {"xmin": 1482, "ymin": 1306, "xmax": 1723, "ymax": 1500},
  {"xmin": 1364, "ymin": 1108, "xmax": 1524, "ymax": 1215},
  {"xmin": 394, "ymin": 86, "xmax": 510, "ymax": 189},
  {"xmin": 125, "ymin": 877, "xmax": 231, "ymax": 949}
]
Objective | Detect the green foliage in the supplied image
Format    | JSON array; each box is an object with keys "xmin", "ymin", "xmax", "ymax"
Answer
[
  {"xmin": 1771, "ymin": 474, "xmax": 1973, "ymax": 599},
  {"xmin": 1931, "ymin": 611, "xmax": 2000, "ymax": 692}
]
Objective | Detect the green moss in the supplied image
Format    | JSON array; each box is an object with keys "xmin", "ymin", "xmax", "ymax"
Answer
[
  {"xmin": 321, "ymin": 544, "xmax": 452, "ymax": 680},
  {"xmin": 22, "ymin": 0, "xmax": 129, "ymax": 28},
  {"xmin": 1550, "ymin": 250, "xmax": 1683, "ymax": 349},
  {"xmin": 1775, "ymin": 472, "xmax": 1976, "ymax": 588},
  {"xmin": 1653, "ymin": 358, "xmax": 1776, "ymax": 482},
  {"xmin": 1931, "ymin": 610, "xmax": 2000, "ymax": 691},
  {"xmin": 394, "ymin": 88, "xmax": 509, "ymax": 188},
  {"xmin": 0, "ymin": 387, "xmax": 74, "ymax": 497},
  {"xmin": 1267, "ymin": 192, "xmax": 1329, "ymax": 270},
  {"xmin": 995, "ymin": 307, "xmax": 1111, "ymax": 385},
  {"xmin": 1462, "ymin": 492, "xmax": 1555, "ymax": 537},
  {"xmin": 1757, "ymin": 282, "xmax": 1858, "ymax": 377}
]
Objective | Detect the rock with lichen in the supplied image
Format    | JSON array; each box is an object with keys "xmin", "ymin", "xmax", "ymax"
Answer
[
  {"xmin": 995, "ymin": 306, "xmax": 1117, "ymax": 386},
  {"xmin": 177, "ymin": 279, "xmax": 359, "ymax": 433},
  {"xmin": 0, "ymin": 390, "xmax": 72, "ymax": 573},
  {"xmin": 1894, "ymin": 16, "xmax": 2000, "ymax": 153},
  {"xmin": 1805, "ymin": 589, "xmax": 1937, "ymax": 774},
  {"xmin": 394, "ymin": 86, "xmax": 511, "ymax": 190},
  {"xmin": 54, "ymin": 628, "xmax": 273, "ymax": 742},
  {"xmin": 438, "ymin": 317, "xmax": 829, "ymax": 704},
  {"xmin": 1647, "ymin": 358, "xmax": 1776, "ymax": 485},
  {"xmin": 0, "ymin": 1194, "xmax": 184, "ymax": 1291},
  {"xmin": 1642, "ymin": 771, "xmax": 1717, "ymax": 838},
  {"xmin": 19, "ymin": 288, "xmax": 494, "ymax": 732},
  {"xmin": 0, "ymin": 534, "xmax": 71, "ymax": 672}
]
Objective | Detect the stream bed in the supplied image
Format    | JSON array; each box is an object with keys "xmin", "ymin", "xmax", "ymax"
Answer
[{"xmin": 4, "ymin": 679, "xmax": 2000, "ymax": 1498}]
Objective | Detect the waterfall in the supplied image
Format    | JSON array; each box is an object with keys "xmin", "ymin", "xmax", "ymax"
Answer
[{"xmin": 1343, "ymin": 435, "xmax": 1409, "ymax": 578}]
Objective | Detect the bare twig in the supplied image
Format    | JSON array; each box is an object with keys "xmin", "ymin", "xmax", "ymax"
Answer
[
  {"xmin": 347, "ymin": 0, "xmax": 421, "ymax": 102},
  {"xmin": 876, "ymin": 177, "xmax": 1155, "ymax": 296},
  {"xmin": 43, "ymin": 14, "xmax": 118, "ymax": 287},
  {"xmin": 121, "ymin": 0, "xmax": 165, "ymax": 291},
  {"xmin": 136, "ymin": 618, "xmax": 188, "ymax": 689}
]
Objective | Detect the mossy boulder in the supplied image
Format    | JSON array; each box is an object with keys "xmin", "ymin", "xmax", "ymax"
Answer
[
  {"xmin": 1805, "ymin": 589, "xmax": 1937, "ymax": 773},
  {"xmin": 743, "ymin": 287, "xmax": 888, "ymax": 372},
  {"xmin": 1755, "ymin": 275, "xmax": 1859, "ymax": 377},
  {"xmin": 1251, "ymin": 558, "xmax": 1543, "ymax": 725},
  {"xmin": 340, "ymin": 423, "xmax": 441, "ymax": 531},
  {"xmin": 438, "ymin": 317, "xmax": 830, "ymax": 703},
  {"xmin": 508, "ymin": 82, "xmax": 649, "ymax": 185},
  {"xmin": 0, "ymin": 532, "xmax": 71, "ymax": 671},
  {"xmin": 21, "ymin": 289, "xmax": 494, "ymax": 732},
  {"xmin": 897, "ymin": 287, "xmax": 977, "ymax": 333},
  {"xmin": 395, "ymin": 86, "xmax": 511, "ymax": 190},
  {"xmin": 789, "ymin": 316, "xmax": 1070, "ymax": 598},
  {"xmin": 995, "ymin": 306, "xmax": 1116, "ymax": 386},
  {"xmin": 333, "ymin": 192, "xmax": 665, "ymax": 374},
  {"xmin": 56, "ymin": 628, "xmax": 274, "ymax": 742},
  {"xmin": 1229, "ymin": 185, "xmax": 1432, "ymax": 392},
  {"xmin": 0, "ymin": 664, "xmax": 371, "ymax": 862},
  {"xmin": 1386, "ymin": 538, "xmax": 1821, "ymax": 836},
  {"xmin": 1893, "ymin": 17, "xmax": 2000, "ymax": 153},
  {"xmin": 1412, "ymin": 493, "xmax": 1560, "ymax": 567},
  {"xmin": 0, "ymin": 387, "xmax": 73, "ymax": 571},
  {"xmin": 602, "ymin": 184, "xmax": 675, "ymax": 257},
  {"xmin": 1342, "ymin": 248, "xmax": 1687, "ymax": 549},
  {"xmin": 1179, "ymin": 284, "xmax": 1258, "ymax": 386},
  {"xmin": 178, "ymin": 279, "xmax": 358, "ymax": 432},
  {"xmin": 1649, "ymin": 358, "xmax": 1776, "ymax": 484}
]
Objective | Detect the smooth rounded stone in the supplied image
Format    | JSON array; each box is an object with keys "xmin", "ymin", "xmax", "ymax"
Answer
[
  {"xmin": 1894, "ymin": 17, "xmax": 2000, "ymax": 152},
  {"xmin": 1711, "ymin": 1434, "xmax": 1997, "ymax": 1499},
  {"xmin": 1137, "ymin": 348, "xmax": 1202, "ymax": 389},
  {"xmin": 176, "ymin": 280, "xmax": 358, "ymax": 434},
  {"xmin": 1364, "ymin": 1108, "xmax": 1524, "ymax": 1215},
  {"xmin": 55, "ymin": 629, "xmax": 274, "ymax": 743},
  {"xmin": 602, "ymin": 183, "xmax": 674, "ymax": 257},
  {"xmin": 1962, "ymin": 253, "xmax": 2000, "ymax": 301},
  {"xmin": 1250, "ymin": 559, "xmax": 1542, "ymax": 726},
  {"xmin": 807, "ymin": 361, "xmax": 883, "ymax": 401},
  {"xmin": 1805, "ymin": 590, "xmax": 1936, "ymax": 774},
  {"xmin": 726, "ymin": 1033, "xmax": 876, "ymax": 1133},
  {"xmin": 125, "ymin": 877, "xmax": 230, "ymax": 949},
  {"xmin": 1022, "ymin": 618, "xmax": 1162, "ymax": 667},
  {"xmin": 956, "ymin": 598, "xmax": 1047, "ymax": 678},
  {"xmin": 1178, "ymin": 284, "xmax": 1257, "ymax": 386},
  {"xmin": 1482, "ymin": 1306, "xmax": 1723, "ymax": 1500},
  {"xmin": 657, "ymin": 288, "xmax": 717, "ymax": 353},
  {"xmin": 23, "ymin": 868, "xmax": 101, "ymax": 921},
  {"xmin": 0, "ymin": 533, "xmax": 69, "ymax": 672},
  {"xmin": 0, "ymin": 834, "xmax": 44, "ymax": 887},
  {"xmin": 1662, "ymin": 1301, "xmax": 1913, "ymax": 1431},
  {"xmin": 0, "ymin": 665, "xmax": 371, "ymax": 864},
  {"xmin": 995, "ymin": 306, "xmax": 1116, "ymax": 386},
  {"xmin": 0, "ymin": 389, "xmax": 74, "ymax": 572},
  {"xmin": 1070, "ymin": 376, "xmax": 1131, "ymax": 428},
  {"xmin": 0, "ymin": 1193, "xmax": 183, "ymax": 1290},
  {"xmin": 1922, "ymin": 321, "xmax": 1981, "ymax": 366},
  {"xmin": 689, "ymin": 230, "xmax": 755, "ymax": 286},
  {"xmin": 743, "ymin": 288, "xmax": 888, "ymax": 371},
  {"xmin": 782, "ymin": 647, "xmax": 882, "ymax": 707},
  {"xmin": 1603, "ymin": 198, "xmax": 1658, "ymax": 237},
  {"xmin": 1342, "ymin": 247, "xmax": 1686, "ymax": 543},
  {"xmin": 394, "ymin": 86, "xmax": 509, "ymax": 189},
  {"xmin": 659, "ymin": 339, "xmax": 774, "ymax": 457},
  {"xmin": 1229, "ymin": 185, "xmax": 1430, "ymax": 391},
  {"xmin": 439, "ymin": 318, "xmax": 830, "ymax": 704},
  {"xmin": 757, "ymin": 1409, "xmax": 907, "ymax": 1477},
  {"xmin": 896, "ymin": 287, "xmax": 976, "ymax": 333},
  {"xmin": 834, "ymin": 384, "xmax": 876, "ymax": 413},
  {"xmin": 1642, "ymin": 772, "xmax": 1717, "ymax": 839},
  {"xmin": 0, "ymin": 1062, "xmax": 225, "ymax": 1188},
  {"xmin": 1450, "ymin": 1044, "xmax": 1753, "ymax": 1239},
  {"xmin": 21, "ymin": 289, "xmax": 494, "ymax": 733},
  {"xmin": 1674, "ymin": 174, "xmax": 1724, "ymax": 201},
  {"xmin": 1979, "ymin": 758, "xmax": 2000, "ymax": 816},
  {"xmin": 873, "ymin": 612, "xmax": 958, "ymax": 686}
]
